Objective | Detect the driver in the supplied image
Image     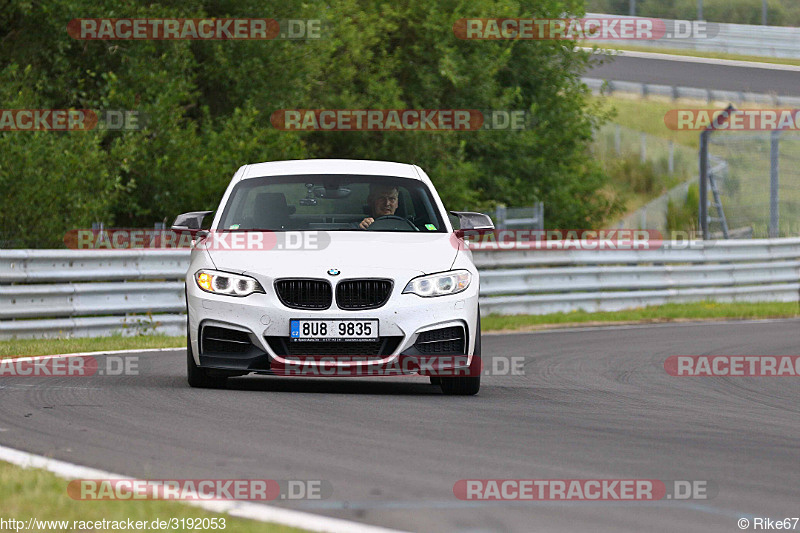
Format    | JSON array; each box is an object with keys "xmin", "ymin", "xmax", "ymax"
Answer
[{"xmin": 359, "ymin": 184, "xmax": 399, "ymax": 229}]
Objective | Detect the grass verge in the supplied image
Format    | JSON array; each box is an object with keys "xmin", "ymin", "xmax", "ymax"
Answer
[
  {"xmin": 591, "ymin": 95, "xmax": 733, "ymax": 150},
  {"xmin": 483, "ymin": 301, "xmax": 799, "ymax": 332},
  {"xmin": 0, "ymin": 334, "xmax": 184, "ymax": 358},
  {"xmin": 590, "ymin": 93, "xmax": 781, "ymax": 151},
  {"xmin": 0, "ymin": 460, "xmax": 307, "ymax": 533}
]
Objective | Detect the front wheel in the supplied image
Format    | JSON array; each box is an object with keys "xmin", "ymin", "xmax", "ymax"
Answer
[{"xmin": 439, "ymin": 311, "xmax": 481, "ymax": 396}]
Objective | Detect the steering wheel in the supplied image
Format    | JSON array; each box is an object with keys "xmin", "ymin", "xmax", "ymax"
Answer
[{"xmin": 365, "ymin": 215, "xmax": 419, "ymax": 231}]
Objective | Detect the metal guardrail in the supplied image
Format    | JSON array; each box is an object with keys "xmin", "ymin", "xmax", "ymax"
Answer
[
  {"xmin": 582, "ymin": 77, "xmax": 800, "ymax": 107},
  {"xmin": 495, "ymin": 203, "xmax": 544, "ymax": 231},
  {"xmin": 1, "ymin": 240, "xmax": 799, "ymax": 338},
  {"xmin": 586, "ymin": 13, "xmax": 800, "ymax": 59},
  {"xmin": 0, "ymin": 250, "xmax": 190, "ymax": 339},
  {"xmin": 473, "ymin": 238, "xmax": 800, "ymax": 315}
]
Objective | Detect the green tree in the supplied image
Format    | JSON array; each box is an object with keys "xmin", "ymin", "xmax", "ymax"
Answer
[{"xmin": 0, "ymin": 0, "xmax": 622, "ymax": 247}]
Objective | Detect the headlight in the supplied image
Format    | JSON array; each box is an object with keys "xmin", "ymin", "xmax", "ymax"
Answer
[
  {"xmin": 194, "ymin": 270, "xmax": 265, "ymax": 297},
  {"xmin": 402, "ymin": 270, "xmax": 471, "ymax": 297}
]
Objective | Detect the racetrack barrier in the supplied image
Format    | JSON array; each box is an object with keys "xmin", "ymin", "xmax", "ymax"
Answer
[{"xmin": 1, "ymin": 239, "xmax": 799, "ymax": 338}]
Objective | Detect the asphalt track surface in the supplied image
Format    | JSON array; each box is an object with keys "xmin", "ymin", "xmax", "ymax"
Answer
[
  {"xmin": 1, "ymin": 319, "xmax": 799, "ymax": 532},
  {"xmin": 588, "ymin": 54, "xmax": 800, "ymax": 96}
]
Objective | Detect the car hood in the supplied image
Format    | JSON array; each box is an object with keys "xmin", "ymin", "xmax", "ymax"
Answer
[{"xmin": 201, "ymin": 231, "xmax": 460, "ymax": 278}]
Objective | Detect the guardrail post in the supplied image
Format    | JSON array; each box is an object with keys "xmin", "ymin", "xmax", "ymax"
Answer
[
  {"xmin": 537, "ymin": 201, "xmax": 544, "ymax": 231},
  {"xmin": 699, "ymin": 105, "xmax": 735, "ymax": 240},
  {"xmin": 668, "ymin": 141, "xmax": 675, "ymax": 175},
  {"xmin": 699, "ymin": 130, "xmax": 709, "ymax": 239},
  {"xmin": 770, "ymin": 130, "xmax": 780, "ymax": 238},
  {"xmin": 640, "ymin": 133, "xmax": 647, "ymax": 164},
  {"xmin": 495, "ymin": 204, "xmax": 506, "ymax": 228}
]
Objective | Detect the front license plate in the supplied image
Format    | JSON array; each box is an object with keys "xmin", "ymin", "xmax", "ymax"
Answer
[{"xmin": 290, "ymin": 319, "xmax": 379, "ymax": 342}]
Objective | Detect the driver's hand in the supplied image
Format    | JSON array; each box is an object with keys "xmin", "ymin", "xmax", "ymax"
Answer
[{"xmin": 359, "ymin": 217, "xmax": 374, "ymax": 229}]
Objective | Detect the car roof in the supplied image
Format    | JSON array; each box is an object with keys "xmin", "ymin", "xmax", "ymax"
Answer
[{"xmin": 240, "ymin": 159, "xmax": 424, "ymax": 182}]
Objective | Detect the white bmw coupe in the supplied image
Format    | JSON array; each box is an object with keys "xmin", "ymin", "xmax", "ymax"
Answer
[{"xmin": 173, "ymin": 159, "xmax": 493, "ymax": 395}]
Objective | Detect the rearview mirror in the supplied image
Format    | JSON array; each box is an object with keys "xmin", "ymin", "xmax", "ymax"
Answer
[
  {"xmin": 450, "ymin": 211, "xmax": 495, "ymax": 235},
  {"xmin": 314, "ymin": 186, "xmax": 351, "ymax": 199},
  {"xmin": 171, "ymin": 211, "xmax": 213, "ymax": 236}
]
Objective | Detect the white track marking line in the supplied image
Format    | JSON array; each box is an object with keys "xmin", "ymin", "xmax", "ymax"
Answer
[
  {"xmin": 1, "ymin": 347, "xmax": 183, "ymax": 362},
  {"xmin": 0, "ymin": 443, "xmax": 407, "ymax": 533}
]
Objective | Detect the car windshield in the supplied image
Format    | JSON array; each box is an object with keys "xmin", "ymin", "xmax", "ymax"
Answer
[{"xmin": 217, "ymin": 174, "xmax": 446, "ymax": 232}]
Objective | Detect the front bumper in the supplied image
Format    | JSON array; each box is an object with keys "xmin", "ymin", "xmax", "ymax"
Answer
[{"xmin": 187, "ymin": 274, "xmax": 480, "ymax": 377}]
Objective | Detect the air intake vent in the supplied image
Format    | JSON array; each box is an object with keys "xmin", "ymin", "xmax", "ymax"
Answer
[
  {"xmin": 202, "ymin": 326, "xmax": 252, "ymax": 354},
  {"xmin": 336, "ymin": 279, "xmax": 393, "ymax": 310},
  {"xmin": 414, "ymin": 326, "xmax": 465, "ymax": 354},
  {"xmin": 274, "ymin": 279, "xmax": 332, "ymax": 310}
]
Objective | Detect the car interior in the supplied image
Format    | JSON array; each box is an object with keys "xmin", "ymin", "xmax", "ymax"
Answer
[{"xmin": 218, "ymin": 175, "xmax": 446, "ymax": 232}]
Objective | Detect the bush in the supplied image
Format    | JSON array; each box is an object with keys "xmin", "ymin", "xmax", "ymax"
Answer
[
  {"xmin": 0, "ymin": 0, "xmax": 625, "ymax": 247},
  {"xmin": 666, "ymin": 183, "xmax": 699, "ymax": 233}
]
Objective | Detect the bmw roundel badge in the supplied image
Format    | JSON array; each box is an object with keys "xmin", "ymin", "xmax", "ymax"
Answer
[{"xmin": 327, "ymin": 268, "xmax": 340, "ymax": 276}]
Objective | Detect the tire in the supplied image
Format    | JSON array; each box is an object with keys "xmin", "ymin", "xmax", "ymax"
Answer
[
  {"xmin": 187, "ymin": 320, "xmax": 227, "ymax": 389},
  {"xmin": 439, "ymin": 310, "xmax": 481, "ymax": 396}
]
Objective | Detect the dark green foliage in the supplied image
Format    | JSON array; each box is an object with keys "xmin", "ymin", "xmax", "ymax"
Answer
[
  {"xmin": 1, "ymin": 0, "xmax": 622, "ymax": 247},
  {"xmin": 667, "ymin": 183, "xmax": 699, "ymax": 233}
]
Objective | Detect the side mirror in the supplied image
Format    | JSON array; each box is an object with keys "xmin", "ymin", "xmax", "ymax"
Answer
[
  {"xmin": 172, "ymin": 211, "xmax": 213, "ymax": 237},
  {"xmin": 450, "ymin": 211, "xmax": 495, "ymax": 236}
]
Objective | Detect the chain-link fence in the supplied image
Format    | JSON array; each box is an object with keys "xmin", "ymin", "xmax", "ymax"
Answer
[
  {"xmin": 592, "ymin": 123, "xmax": 698, "ymax": 231},
  {"xmin": 592, "ymin": 124, "xmax": 696, "ymax": 177},
  {"xmin": 708, "ymin": 132, "xmax": 800, "ymax": 238}
]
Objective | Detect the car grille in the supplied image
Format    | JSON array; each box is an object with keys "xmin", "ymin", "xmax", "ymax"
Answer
[
  {"xmin": 336, "ymin": 279, "xmax": 393, "ymax": 310},
  {"xmin": 274, "ymin": 279, "xmax": 332, "ymax": 310},
  {"xmin": 265, "ymin": 336, "xmax": 403, "ymax": 357},
  {"xmin": 201, "ymin": 325, "xmax": 253, "ymax": 354},
  {"xmin": 414, "ymin": 326, "xmax": 466, "ymax": 354}
]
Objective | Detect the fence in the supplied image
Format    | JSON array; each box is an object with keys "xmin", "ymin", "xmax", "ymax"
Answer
[
  {"xmin": 591, "ymin": 123, "xmax": 698, "ymax": 231},
  {"xmin": 699, "ymin": 123, "xmax": 800, "ymax": 239},
  {"xmin": 494, "ymin": 203, "xmax": 544, "ymax": 231},
  {"xmin": 2, "ymin": 240, "xmax": 799, "ymax": 338},
  {"xmin": 585, "ymin": 13, "xmax": 800, "ymax": 59}
]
